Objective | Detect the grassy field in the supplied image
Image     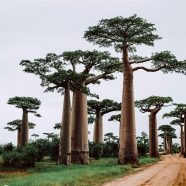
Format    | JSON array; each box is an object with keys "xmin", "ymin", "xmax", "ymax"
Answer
[{"xmin": 0, "ymin": 157, "xmax": 158, "ymax": 186}]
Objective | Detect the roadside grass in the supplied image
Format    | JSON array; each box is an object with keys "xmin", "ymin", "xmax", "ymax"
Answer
[{"xmin": 0, "ymin": 156, "xmax": 159, "ymax": 186}]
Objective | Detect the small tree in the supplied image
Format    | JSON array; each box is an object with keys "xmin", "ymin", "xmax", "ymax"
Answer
[
  {"xmin": 4, "ymin": 119, "xmax": 35, "ymax": 147},
  {"xmin": 137, "ymin": 132, "xmax": 149, "ymax": 156},
  {"xmin": 88, "ymin": 99, "xmax": 121, "ymax": 143},
  {"xmin": 84, "ymin": 15, "xmax": 186, "ymax": 164},
  {"xmin": 135, "ymin": 96, "xmax": 173, "ymax": 157},
  {"xmin": 31, "ymin": 133, "xmax": 39, "ymax": 141},
  {"xmin": 8, "ymin": 97, "xmax": 41, "ymax": 147}
]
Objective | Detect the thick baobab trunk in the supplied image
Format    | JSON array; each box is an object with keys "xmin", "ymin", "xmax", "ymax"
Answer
[
  {"xmin": 149, "ymin": 113, "xmax": 159, "ymax": 158},
  {"xmin": 163, "ymin": 133, "xmax": 167, "ymax": 153},
  {"xmin": 21, "ymin": 109, "xmax": 28, "ymax": 147},
  {"xmin": 93, "ymin": 112, "xmax": 103, "ymax": 143},
  {"xmin": 180, "ymin": 125, "xmax": 184, "ymax": 155},
  {"xmin": 71, "ymin": 85, "xmax": 89, "ymax": 164},
  {"xmin": 184, "ymin": 114, "xmax": 186, "ymax": 158},
  {"xmin": 17, "ymin": 129, "xmax": 21, "ymax": 148},
  {"xmin": 118, "ymin": 47, "xmax": 138, "ymax": 164},
  {"xmin": 59, "ymin": 85, "xmax": 71, "ymax": 165}
]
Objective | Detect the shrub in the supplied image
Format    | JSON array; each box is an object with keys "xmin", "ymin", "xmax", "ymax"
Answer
[
  {"xmin": 30, "ymin": 139, "xmax": 50, "ymax": 161},
  {"xmin": 49, "ymin": 136, "xmax": 60, "ymax": 162},
  {"xmin": 0, "ymin": 144, "xmax": 3, "ymax": 154},
  {"xmin": 2, "ymin": 144, "xmax": 37, "ymax": 168},
  {"xmin": 3, "ymin": 142, "xmax": 15, "ymax": 152},
  {"xmin": 89, "ymin": 142, "xmax": 103, "ymax": 159}
]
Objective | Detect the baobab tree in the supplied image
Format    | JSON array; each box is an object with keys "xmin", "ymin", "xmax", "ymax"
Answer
[
  {"xmin": 62, "ymin": 50, "xmax": 120, "ymax": 164},
  {"xmin": 158, "ymin": 125, "xmax": 176, "ymax": 153},
  {"xmin": 20, "ymin": 51, "xmax": 120, "ymax": 164},
  {"xmin": 88, "ymin": 99, "xmax": 121, "ymax": 143},
  {"xmin": 20, "ymin": 53, "xmax": 89, "ymax": 165},
  {"xmin": 4, "ymin": 119, "xmax": 35, "ymax": 147},
  {"xmin": 31, "ymin": 133, "xmax": 39, "ymax": 141},
  {"xmin": 8, "ymin": 97, "xmax": 41, "ymax": 147},
  {"xmin": 135, "ymin": 96, "xmax": 173, "ymax": 157},
  {"xmin": 84, "ymin": 15, "xmax": 186, "ymax": 164},
  {"xmin": 170, "ymin": 119, "xmax": 184, "ymax": 155},
  {"xmin": 163, "ymin": 104, "xmax": 186, "ymax": 156}
]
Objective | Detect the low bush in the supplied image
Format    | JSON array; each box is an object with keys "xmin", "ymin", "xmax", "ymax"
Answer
[{"xmin": 2, "ymin": 144, "xmax": 37, "ymax": 168}]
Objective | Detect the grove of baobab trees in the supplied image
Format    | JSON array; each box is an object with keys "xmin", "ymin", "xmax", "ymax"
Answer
[{"xmin": 84, "ymin": 15, "xmax": 186, "ymax": 164}]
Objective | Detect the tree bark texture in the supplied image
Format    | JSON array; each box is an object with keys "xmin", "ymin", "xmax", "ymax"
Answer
[
  {"xmin": 163, "ymin": 133, "xmax": 167, "ymax": 153},
  {"xmin": 118, "ymin": 47, "xmax": 138, "ymax": 164},
  {"xmin": 181, "ymin": 125, "xmax": 184, "ymax": 155},
  {"xmin": 59, "ymin": 86, "xmax": 71, "ymax": 165},
  {"xmin": 21, "ymin": 109, "xmax": 28, "ymax": 147},
  {"xmin": 93, "ymin": 112, "xmax": 103, "ymax": 143},
  {"xmin": 71, "ymin": 85, "xmax": 89, "ymax": 164},
  {"xmin": 17, "ymin": 129, "xmax": 21, "ymax": 148},
  {"xmin": 149, "ymin": 113, "xmax": 159, "ymax": 158},
  {"xmin": 184, "ymin": 114, "xmax": 186, "ymax": 158}
]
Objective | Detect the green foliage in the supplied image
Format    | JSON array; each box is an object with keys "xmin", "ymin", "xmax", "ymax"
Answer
[
  {"xmin": 103, "ymin": 133, "xmax": 119, "ymax": 157},
  {"xmin": 0, "ymin": 144, "xmax": 3, "ymax": 154},
  {"xmin": 8, "ymin": 97, "xmax": 41, "ymax": 115},
  {"xmin": 30, "ymin": 139, "xmax": 50, "ymax": 162},
  {"xmin": 53, "ymin": 123, "xmax": 61, "ymax": 130},
  {"xmin": 2, "ymin": 144, "xmax": 37, "ymax": 168},
  {"xmin": 172, "ymin": 143, "xmax": 180, "ymax": 153},
  {"xmin": 49, "ymin": 136, "xmax": 60, "ymax": 162},
  {"xmin": 135, "ymin": 96, "xmax": 173, "ymax": 112},
  {"xmin": 4, "ymin": 119, "xmax": 36, "ymax": 131},
  {"xmin": 88, "ymin": 99, "xmax": 121, "ymax": 116},
  {"xmin": 89, "ymin": 142, "xmax": 103, "ymax": 160},
  {"xmin": 108, "ymin": 114, "xmax": 121, "ymax": 122},
  {"xmin": 137, "ymin": 132, "xmax": 149, "ymax": 156},
  {"xmin": 84, "ymin": 15, "xmax": 161, "ymax": 52},
  {"xmin": 3, "ymin": 143, "xmax": 15, "ymax": 152}
]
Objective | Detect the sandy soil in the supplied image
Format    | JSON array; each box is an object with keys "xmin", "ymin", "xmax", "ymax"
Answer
[{"xmin": 103, "ymin": 154, "xmax": 186, "ymax": 186}]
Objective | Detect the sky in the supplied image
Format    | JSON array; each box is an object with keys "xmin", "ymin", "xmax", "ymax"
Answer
[{"xmin": 0, "ymin": 0, "xmax": 186, "ymax": 145}]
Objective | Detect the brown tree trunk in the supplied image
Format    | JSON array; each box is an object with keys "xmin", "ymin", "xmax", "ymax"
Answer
[
  {"xmin": 17, "ymin": 129, "xmax": 21, "ymax": 148},
  {"xmin": 184, "ymin": 113, "xmax": 186, "ymax": 158},
  {"xmin": 21, "ymin": 109, "xmax": 28, "ymax": 147},
  {"xmin": 149, "ymin": 112, "xmax": 159, "ymax": 158},
  {"xmin": 59, "ymin": 85, "xmax": 71, "ymax": 165},
  {"xmin": 118, "ymin": 46, "xmax": 138, "ymax": 164},
  {"xmin": 93, "ymin": 111, "xmax": 103, "ymax": 143},
  {"xmin": 71, "ymin": 84, "xmax": 89, "ymax": 164},
  {"xmin": 163, "ymin": 133, "xmax": 167, "ymax": 153},
  {"xmin": 180, "ymin": 125, "xmax": 184, "ymax": 155}
]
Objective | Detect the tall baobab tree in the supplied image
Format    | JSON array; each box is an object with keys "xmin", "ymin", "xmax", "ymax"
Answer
[
  {"xmin": 135, "ymin": 96, "xmax": 173, "ymax": 157},
  {"xmin": 20, "ymin": 52, "xmax": 120, "ymax": 164},
  {"xmin": 62, "ymin": 50, "xmax": 120, "ymax": 164},
  {"xmin": 84, "ymin": 15, "xmax": 186, "ymax": 164},
  {"xmin": 4, "ymin": 119, "xmax": 35, "ymax": 147},
  {"xmin": 170, "ymin": 119, "xmax": 184, "ymax": 155},
  {"xmin": 163, "ymin": 104, "xmax": 186, "ymax": 156},
  {"xmin": 8, "ymin": 97, "xmax": 41, "ymax": 147},
  {"xmin": 88, "ymin": 99, "xmax": 121, "ymax": 143}
]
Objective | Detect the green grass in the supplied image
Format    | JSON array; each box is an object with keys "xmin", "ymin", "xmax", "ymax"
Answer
[{"xmin": 0, "ymin": 157, "xmax": 158, "ymax": 186}]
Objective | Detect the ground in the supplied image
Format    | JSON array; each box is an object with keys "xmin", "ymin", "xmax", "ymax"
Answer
[{"xmin": 103, "ymin": 154, "xmax": 186, "ymax": 186}]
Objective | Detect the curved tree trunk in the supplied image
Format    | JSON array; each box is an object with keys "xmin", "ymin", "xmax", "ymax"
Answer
[
  {"xmin": 149, "ymin": 112, "xmax": 159, "ymax": 158},
  {"xmin": 118, "ymin": 47, "xmax": 138, "ymax": 164},
  {"xmin": 21, "ymin": 109, "xmax": 28, "ymax": 147},
  {"xmin": 59, "ymin": 85, "xmax": 71, "ymax": 165},
  {"xmin": 17, "ymin": 129, "xmax": 22, "ymax": 148},
  {"xmin": 93, "ymin": 112, "xmax": 103, "ymax": 143},
  {"xmin": 71, "ymin": 84, "xmax": 89, "ymax": 164},
  {"xmin": 180, "ymin": 125, "xmax": 184, "ymax": 155}
]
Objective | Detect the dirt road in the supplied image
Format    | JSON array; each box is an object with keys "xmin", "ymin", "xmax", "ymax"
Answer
[{"xmin": 103, "ymin": 154, "xmax": 186, "ymax": 186}]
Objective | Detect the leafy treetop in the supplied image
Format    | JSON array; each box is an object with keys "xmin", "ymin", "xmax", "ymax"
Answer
[
  {"xmin": 108, "ymin": 114, "xmax": 121, "ymax": 122},
  {"xmin": 4, "ymin": 119, "xmax": 36, "ymax": 131},
  {"xmin": 135, "ymin": 96, "xmax": 173, "ymax": 113},
  {"xmin": 84, "ymin": 15, "xmax": 186, "ymax": 74},
  {"xmin": 8, "ymin": 97, "xmax": 41, "ymax": 116}
]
